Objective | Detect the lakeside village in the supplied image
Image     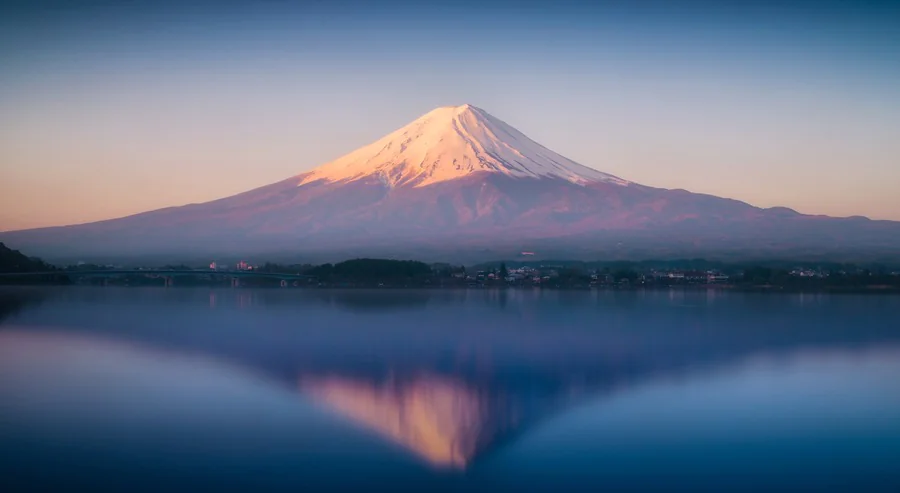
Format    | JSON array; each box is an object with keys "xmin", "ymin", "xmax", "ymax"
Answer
[
  {"xmin": 47, "ymin": 259, "xmax": 900, "ymax": 291},
  {"xmin": 222, "ymin": 261, "xmax": 896, "ymax": 289},
  {"xmin": 2, "ymin": 243, "xmax": 898, "ymax": 291},
  {"xmin": 204, "ymin": 260, "xmax": 741, "ymax": 288}
]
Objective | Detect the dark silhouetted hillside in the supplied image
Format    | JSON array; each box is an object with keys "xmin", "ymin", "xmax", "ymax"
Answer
[{"xmin": 0, "ymin": 243, "xmax": 54, "ymax": 273}]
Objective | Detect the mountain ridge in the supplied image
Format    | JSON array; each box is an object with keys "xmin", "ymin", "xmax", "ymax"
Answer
[{"xmin": 2, "ymin": 104, "xmax": 899, "ymax": 262}]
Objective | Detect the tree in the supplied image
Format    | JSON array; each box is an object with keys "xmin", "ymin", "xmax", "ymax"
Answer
[
  {"xmin": 305, "ymin": 259, "xmax": 432, "ymax": 285},
  {"xmin": 499, "ymin": 262, "xmax": 509, "ymax": 279},
  {"xmin": 613, "ymin": 269, "xmax": 638, "ymax": 282}
]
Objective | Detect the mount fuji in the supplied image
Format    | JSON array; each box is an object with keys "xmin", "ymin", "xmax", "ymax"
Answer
[{"xmin": 3, "ymin": 104, "xmax": 899, "ymax": 262}]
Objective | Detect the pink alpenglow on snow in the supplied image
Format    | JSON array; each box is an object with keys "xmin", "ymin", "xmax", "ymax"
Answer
[{"xmin": 298, "ymin": 104, "xmax": 629, "ymax": 189}]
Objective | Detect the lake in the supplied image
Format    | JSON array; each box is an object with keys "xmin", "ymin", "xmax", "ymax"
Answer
[{"xmin": 1, "ymin": 287, "xmax": 898, "ymax": 492}]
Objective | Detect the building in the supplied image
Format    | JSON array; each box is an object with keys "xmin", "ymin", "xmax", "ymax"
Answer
[{"xmin": 707, "ymin": 272, "xmax": 730, "ymax": 283}]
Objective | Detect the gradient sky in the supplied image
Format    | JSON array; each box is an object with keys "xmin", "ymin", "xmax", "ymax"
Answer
[{"xmin": 2, "ymin": 0, "xmax": 899, "ymax": 231}]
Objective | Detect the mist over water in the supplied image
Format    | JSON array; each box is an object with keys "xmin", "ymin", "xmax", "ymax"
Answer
[{"xmin": 1, "ymin": 287, "xmax": 899, "ymax": 492}]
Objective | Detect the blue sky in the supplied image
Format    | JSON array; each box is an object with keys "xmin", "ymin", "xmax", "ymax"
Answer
[{"xmin": 2, "ymin": 0, "xmax": 899, "ymax": 229}]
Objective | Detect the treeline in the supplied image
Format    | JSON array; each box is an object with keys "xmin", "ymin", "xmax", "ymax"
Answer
[
  {"xmin": 739, "ymin": 267, "xmax": 900, "ymax": 290},
  {"xmin": 2, "ymin": 244, "xmax": 899, "ymax": 291},
  {"xmin": 471, "ymin": 259, "xmax": 731, "ymax": 273},
  {"xmin": 472, "ymin": 259, "xmax": 900, "ymax": 276},
  {"xmin": 306, "ymin": 259, "xmax": 433, "ymax": 283},
  {"xmin": 160, "ymin": 258, "xmax": 900, "ymax": 290},
  {"xmin": 257, "ymin": 258, "xmax": 435, "ymax": 286}
]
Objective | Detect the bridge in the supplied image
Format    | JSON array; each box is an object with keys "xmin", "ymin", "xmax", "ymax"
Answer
[{"xmin": 0, "ymin": 270, "xmax": 314, "ymax": 287}]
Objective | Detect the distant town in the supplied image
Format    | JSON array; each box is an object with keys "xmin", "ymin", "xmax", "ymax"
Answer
[{"xmin": 2, "ymin": 242, "xmax": 899, "ymax": 292}]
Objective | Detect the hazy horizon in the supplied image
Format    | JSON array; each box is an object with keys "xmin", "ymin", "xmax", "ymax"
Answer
[{"xmin": 2, "ymin": 0, "xmax": 899, "ymax": 231}]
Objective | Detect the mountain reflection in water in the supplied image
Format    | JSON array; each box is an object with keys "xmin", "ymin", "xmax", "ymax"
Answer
[
  {"xmin": 1, "ymin": 287, "xmax": 899, "ymax": 491},
  {"xmin": 300, "ymin": 375, "xmax": 494, "ymax": 468}
]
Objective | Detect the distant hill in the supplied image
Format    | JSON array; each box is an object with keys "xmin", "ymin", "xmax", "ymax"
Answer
[{"xmin": 0, "ymin": 242, "xmax": 54, "ymax": 273}]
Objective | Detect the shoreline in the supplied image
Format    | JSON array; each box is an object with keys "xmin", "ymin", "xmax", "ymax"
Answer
[{"xmin": 1, "ymin": 282, "xmax": 898, "ymax": 295}]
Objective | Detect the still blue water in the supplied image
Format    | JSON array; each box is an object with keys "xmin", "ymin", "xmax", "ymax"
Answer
[{"xmin": 0, "ymin": 287, "xmax": 898, "ymax": 492}]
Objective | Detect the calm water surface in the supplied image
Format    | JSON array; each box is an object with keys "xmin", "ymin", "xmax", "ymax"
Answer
[{"xmin": 1, "ymin": 287, "xmax": 898, "ymax": 492}]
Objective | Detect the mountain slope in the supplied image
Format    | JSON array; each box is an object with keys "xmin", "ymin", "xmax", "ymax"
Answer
[{"xmin": 2, "ymin": 104, "xmax": 899, "ymax": 262}]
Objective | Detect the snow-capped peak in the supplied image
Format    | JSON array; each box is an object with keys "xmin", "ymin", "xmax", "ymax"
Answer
[{"xmin": 298, "ymin": 104, "xmax": 629, "ymax": 188}]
